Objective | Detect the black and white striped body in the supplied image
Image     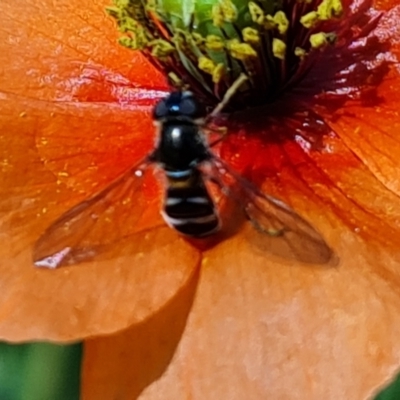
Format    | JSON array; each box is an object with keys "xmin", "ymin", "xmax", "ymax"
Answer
[
  {"xmin": 163, "ymin": 168, "xmax": 219, "ymax": 236},
  {"xmin": 151, "ymin": 92, "xmax": 220, "ymax": 237}
]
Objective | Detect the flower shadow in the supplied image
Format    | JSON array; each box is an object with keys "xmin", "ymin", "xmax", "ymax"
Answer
[{"xmin": 83, "ymin": 258, "xmax": 201, "ymax": 399}]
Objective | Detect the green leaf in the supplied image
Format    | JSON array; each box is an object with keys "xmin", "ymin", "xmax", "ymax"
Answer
[{"xmin": 374, "ymin": 372, "xmax": 400, "ymax": 400}]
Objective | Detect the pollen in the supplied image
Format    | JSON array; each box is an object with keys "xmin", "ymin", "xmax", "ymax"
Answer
[
  {"xmin": 294, "ymin": 47, "xmax": 306, "ymax": 58},
  {"xmin": 300, "ymin": 11, "xmax": 319, "ymax": 29},
  {"xmin": 107, "ymin": 0, "xmax": 344, "ymax": 109},
  {"xmin": 212, "ymin": 0, "xmax": 238, "ymax": 26},
  {"xmin": 228, "ymin": 39, "xmax": 257, "ymax": 61},
  {"xmin": 242, "ymin": 28, "xmax": 260, "ymax": 45},
  {"xmin": 212, "ymin": 3, "xmax": 224, "ymax": 27},
  {"xmin": 266, "ymin": 11, "xmax": 289, "ymax": 35},
  {"xmin": 205, "ymin": 35, "xmax": 225, "ymax": 51},
  {"xmin": 198, "ymin": 57, "xmax": 225, "ymax": 83},
  {"xmin": 149, "ymin": 39, "xmax": 175, "ymax": 58},
  {"xmin": 212, "ymin": 63, "xmax": 225, "ymax": 83},
  {"xmin": 310, "ymin": 32, "xmax": 336, "ymax": 49},
  {"xmin": 272, "ymin": 38, "xmax": 286, "ymax": 60},
  {"xmin": 248, "ymin": 2, "xmax": 264, "ymax": 25},
  {"xmin": 317, "ymin": 0, "xmax": 343, "ymax": 20},
  {"xmin": 200, "ymin": 51, "xmax": 216, "ymax": 67},
  {"xmin": 220, "ymin": 0, "xmax": 238, "ymax": 22}
]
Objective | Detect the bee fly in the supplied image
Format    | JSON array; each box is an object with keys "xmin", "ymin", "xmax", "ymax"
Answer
[{"xmin": 33, "ymin": 83, "xmax": 333, "ymax": 268}]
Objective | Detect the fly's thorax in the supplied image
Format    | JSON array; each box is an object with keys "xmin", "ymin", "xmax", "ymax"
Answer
[{"xmin": 153, "ymin": 120, "xmax": 210, "ymax": 171}]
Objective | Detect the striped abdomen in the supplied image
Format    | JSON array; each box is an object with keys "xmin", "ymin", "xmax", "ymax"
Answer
[{"xmin": 162, "ymin": 169, "xmax": 220, "ymax": 237}]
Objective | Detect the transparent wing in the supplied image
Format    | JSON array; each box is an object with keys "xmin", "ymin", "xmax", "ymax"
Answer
[
  {"xmin": 33, "ymin": 158, "xmax": 164, "ymax": 268},
  {"xmin": 208, "ymin": 157, "xmax": 334, "ymax": 264}
]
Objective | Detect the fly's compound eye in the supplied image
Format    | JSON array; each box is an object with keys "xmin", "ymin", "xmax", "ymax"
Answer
[
  {"xmin": 153, "ymin": 99, "xmax": 168, "ymax": 120},
  {"xmin": 179, "ymin": 96, "xmax": 205, "ymax": 119},
  {"xmin": 152, "ymin": 92, "xmax": 206, "ymax": 120}
]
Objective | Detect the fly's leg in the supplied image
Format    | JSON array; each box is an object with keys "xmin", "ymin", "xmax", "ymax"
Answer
[
  {"xmin": 248, "ymin": 218, "xmax": 286, "ymax": 237},
  {"xmin": 207, "ymin": 127, "xmax": 228, "ymax": 148}
]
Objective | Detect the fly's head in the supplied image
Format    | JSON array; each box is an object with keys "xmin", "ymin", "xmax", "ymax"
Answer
[{"xmin": 153, "ymin": 91, "xmax": 206, "ymax": 123}]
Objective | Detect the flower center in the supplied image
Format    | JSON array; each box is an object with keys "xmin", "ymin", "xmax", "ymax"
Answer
[{"xmin": 107, "ymin": 0, "xmax": 343, "ymax": 110}]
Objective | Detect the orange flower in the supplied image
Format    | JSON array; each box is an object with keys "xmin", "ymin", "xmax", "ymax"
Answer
[{"xmin": 2, "ymin": 0, "xmax": 400, "ymax": 398}]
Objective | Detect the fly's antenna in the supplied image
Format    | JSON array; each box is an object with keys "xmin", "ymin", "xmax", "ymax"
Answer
[{"xmin": 208, "ymin": 73, "xmax": 248, "ymax": 119}]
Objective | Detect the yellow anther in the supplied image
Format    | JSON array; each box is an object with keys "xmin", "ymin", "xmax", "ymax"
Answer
[
  {"xmin": 294, "ymin": 47, "xmax": 306, "ymax": 58},
  {"xmin": 199, "ymin": 58, "xmax": 225, "ymax": 83},
  {"xmin": 309, "ymin": 32, "xmax": 336, "ymax": 48},
  {"xmin": 192, "ymin": 33, "xmax": 205, "ymax": 46},
  {"xmin": 317, "ymin": 0, "xmax": 343, "ymax": 20},
  {"xmin": 198, "ymin": 56, "xmax": 217, "ymax": 75},
  {"xmin": 149, "ymin": 39, "xmax": 175, "ymax": 57},
  {"xmin": 248, "ymin": 1, "xmax": 264, "ymax": 24},
  {"xmin": 272, "ymin": 38, "xmax": 286, "ymax": 60},
  {"xmin": 205, "ymin": 35, "xmax": 225, "ymax": 51},
  {"xmin": 228, "ymin": 39, "xmax": 257, "ymax": 60},
  {"xmin": 220, "ymin": 0, "xmax": 237, "ymax": 22},
  {"xmin": 266, "ymin": 11, "xmax": 289, "ymax": 35},
  {"xmin": 300, "ymin": 11, "xmax": 319, "ymax": 28},
  {"xmin": 212, "ymin": 3, "xmax": 224, "ymax": 27},
  {"xmin": 118, "ymin": 36, "xmax": 135, "ymax": 49},
  {"xmin": 212, "ymin": 63, "xmax": 225, "ymax": 83},
  {"xmin": 212, "ymin": 0, "xmax": 237, "ymax": 26},
  {"xmin": 242, "ymin": 27, "xmax": 260, "ymax": 45}
]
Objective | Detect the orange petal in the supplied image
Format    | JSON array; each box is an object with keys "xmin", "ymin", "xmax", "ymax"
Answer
[
  {"xmin": 215, "ymin": 3, "xmax": 400, "ymax": 248},
  {"xmin": 219, "ymin": 114, "xmax": 400, "ymax": 250},
  {"xmin": 0, "ymin": 0, "xmax": 193, "ymax": 340},
  {"xmin": 1, "ymin": 0, "xmax": 167, "ymax": 101},
  {"xmin": 374, "ymin": 0, "xmax": 400, "ymax": 10},
  {"xmin": 317, "ymin": 5, "xmax": 400, "ymax": 197},
  {"xmin": 82, "ymin": 223, "xmax": 400, "ymax": 399},
  {"xmin": 79, "ymin": 9, "xmax": 395, "ymax": 390},
  {"xmin": 0, "ymin": 91, "xmax": 202, "ymax": 340}
]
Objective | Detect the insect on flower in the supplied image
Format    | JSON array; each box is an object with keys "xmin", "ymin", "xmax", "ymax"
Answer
[{"xmin": 33, "ymin": 75, "xmax": 333, "ymax": 268}]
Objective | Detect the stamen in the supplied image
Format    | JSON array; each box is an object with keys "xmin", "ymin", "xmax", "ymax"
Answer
[
  {"xmin": 317, "ymin": 0, "xmax": 343, "ymax": 19},
  {"xmin": 242, "ymin": 28, "xmax": 260, "ymax": 45},
  {"xmin": 310, "ymin": 32, "xmax": 336, "ymax": 49},
  {"xmin": 205, "ymin": 35, "xmax": 225, "ymax": 51},
  {"xmin": 106, "ymin": 0, "xmax": 345, "ymax": 109},
  {"xmin": 272, "ymin": 39, "xmax": 286, "ymax": 60},
  {"xmin": 266, "ymin": 11, "xmax": 289, "ymax": 35},
  {"xmin": 248, "ymin": 2, "xmax": 264, "ymax": 25}
]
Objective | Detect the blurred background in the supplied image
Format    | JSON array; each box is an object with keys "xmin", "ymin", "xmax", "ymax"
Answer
[
  {"xmin": 0, "ymin": 341, "xmax": 397, "ymax": 399},
  {"xmin": 0, "ymin": 342, "xmax": 81, "ymax": 400}
]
